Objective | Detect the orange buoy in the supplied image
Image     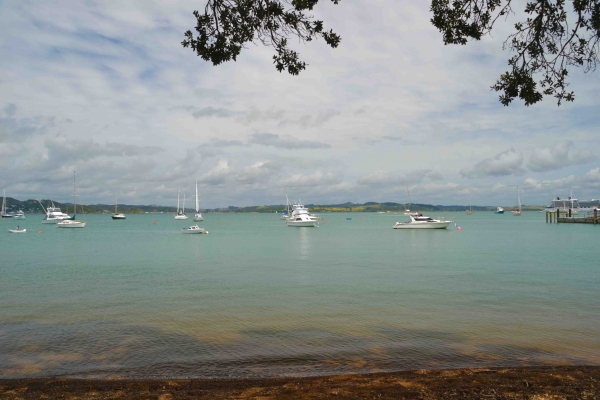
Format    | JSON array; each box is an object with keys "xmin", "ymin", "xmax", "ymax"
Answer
[
  {"xmin": 360, "ymin": 216, "xmax": 362, "ymax": 220},
  {"xmin": 457, "ymin": 226, "xmax": 462, "ymax": 231},
  {"xmin": 323, "ymin": 219, "xmax": 327, "ymax": 224},
  {"xmin": 153, "ymin": 219, "xmax": 156, "ymax": 225},
  {"xmin": 38, "ymin": 230, "xmax": 42, "ymax": 234}
]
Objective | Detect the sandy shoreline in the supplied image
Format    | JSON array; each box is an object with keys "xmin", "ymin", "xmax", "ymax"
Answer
[{"xmin": 1, "ymin": 366, "xmax": 598, "ymax": 399}]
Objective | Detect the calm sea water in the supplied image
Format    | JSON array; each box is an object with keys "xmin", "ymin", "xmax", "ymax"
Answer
[{"xmin": 1, "ymin": 211, "xmax": 598, "ymax": 378}]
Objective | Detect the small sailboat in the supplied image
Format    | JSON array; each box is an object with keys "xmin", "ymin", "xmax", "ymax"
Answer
[
  {"xmin": 112, "ymin": 196, "xmax": 126, "ymax": 219},
  {"xmin": 182, "ymin": 225, "xmax": 205, "ymax": 234},
  {"xmin": 1, "ymin": 189, "xmax": 14, "ymax": 218},
  {"xmin": 193, "ymin": 179, "xmax": 203, "ymax": 221},
  {"xmin": 512, "ymin": 186, "xmax": 522, "ymax": 216},
  {"xmin": 57, "ymin": 171, "xmax": 86, "ymax": 228},
  {"xmin": 174, "ymin": 188, "xmax": 188, "ymax": 220},
  {"xmin": 465, "ymin": 193, "xmax": 473, "ymax": 215}
]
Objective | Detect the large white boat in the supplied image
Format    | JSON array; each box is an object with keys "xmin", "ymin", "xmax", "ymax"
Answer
[
  {"xmin": 13, "ymin": 210, "xmax": 25, "ymax": 219},
  {"xmin": 286, "ymin": 201, "xmax": 319, "ymax": 227},
  {"xmin": 544, "ymin": 192, "xmax": 598, "ymax": 215},
  {"xmin": 58, "ymin": 171, "xmax": 86, "ymax": 228},
  {"xmin": 174, "ymin": 188, "xmax": 188, "ymax": 220},
  {"xmin": 393, "ymin": 213, "xmax": 453, "ymax": 229},
  {"xmin": 193, "ymin": 179, "xmax": 203, "ymax": 221},
  {"xmin": 494, "ymin": 206, "xmax": 505, "ymax": 214},
  {"xmin": 1, "ymin": 189, "xmax": 14, "ymax": 218},
  {"xmin": 38, "ymin": 200, "xmax": 73, "ymax": 223}
]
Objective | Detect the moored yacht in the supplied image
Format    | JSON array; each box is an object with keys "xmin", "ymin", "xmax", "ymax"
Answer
[
  {"xmin": 174, "ymin": 188, "xmax": 188, "ymax": 220},
  {"xmin": 57, "ymin": 171, "xmax": 86, "ymax": 228},
  {"xmin": 13, "ymin": 210, "xmax": 25, "ymax": 219},
  {"xmin": 286, "ymin": 202, "xmax": 319, "ymax": 227},
  {"xmin": 393, "ymin": 213, "xmax": 453, "ymax": 229},
  {"xmin": 182, "ymin": 225, "xmax": 205, "ymax": 234},
  {"xmin": 494, "ymin": 206, "xmax": 505, "ymax": 214},
  {"xmin": 112, "ymin": 196, "xmax": 126, "ymax": 219},
  {"xmin": 193, "ymin": 179, "xmax": 203, "ymax": 221},
  {"xmin": 1, "ymin": 189, "xmax": 14, "ymax": 218}
]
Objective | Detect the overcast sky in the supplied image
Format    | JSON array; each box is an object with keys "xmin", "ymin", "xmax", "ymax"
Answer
[{"xmin": 1, "ymin": 0, "xmax": 599, "ymax": 208}]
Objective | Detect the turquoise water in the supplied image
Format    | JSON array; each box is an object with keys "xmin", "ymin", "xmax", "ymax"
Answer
[{"xmin": 1, "ymin": 212, "xmax": 598, "ymax": 378}]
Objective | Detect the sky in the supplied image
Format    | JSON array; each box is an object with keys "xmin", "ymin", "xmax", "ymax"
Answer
[{"xmin": 1, "ymin": 0, "xmax": 599, "ymax": 208}]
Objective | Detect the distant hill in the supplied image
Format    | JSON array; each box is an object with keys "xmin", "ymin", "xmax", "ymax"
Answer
[{"xmin": 1, "ymin": 197, "xmax": 545, "ymax": 215}]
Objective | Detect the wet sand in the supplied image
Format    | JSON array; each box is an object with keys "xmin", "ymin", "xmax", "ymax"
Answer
[{"xmin": 1, "ymin": 366, "xmax": 599, "ymax": 399}]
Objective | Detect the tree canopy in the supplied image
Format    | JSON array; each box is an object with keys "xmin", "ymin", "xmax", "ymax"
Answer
[{"xmin": 183, "ymin": 0, "xmax": 600, "ymax": 106}]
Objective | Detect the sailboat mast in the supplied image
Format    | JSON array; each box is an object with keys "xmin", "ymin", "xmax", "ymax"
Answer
[
  {"xmin": 177, "ymin": 188, "xmax": 180, "ymax": 213},
  {"xmin": 195, "ymin": 179, "xmax": 199, "ymax": 213},
  {"xmin": 183, "ymin": 194, "xmax": 185, "ymax": 213},
  {"xmin": 115, "ymin": 196, "xmax": 118, "ymax": 214},
  {"xmin": 73, "ymin": 171, "xmax": 77, "ymax": 214}
]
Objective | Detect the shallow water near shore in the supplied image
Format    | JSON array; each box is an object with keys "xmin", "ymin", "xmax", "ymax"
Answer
[{"xmin": 1, "ymin": 211, "xmax": 598, "ymax": 378}]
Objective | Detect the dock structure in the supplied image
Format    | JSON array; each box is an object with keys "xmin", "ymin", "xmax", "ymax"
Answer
[{"xmin": 546, "ymin": 209, "xmax": 598, "ymax": 224}]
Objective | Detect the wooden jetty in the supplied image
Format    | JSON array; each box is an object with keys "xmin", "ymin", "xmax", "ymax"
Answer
[{"xmin": 546, "ymin": 209, "xmax": 598, "ymax": 224}]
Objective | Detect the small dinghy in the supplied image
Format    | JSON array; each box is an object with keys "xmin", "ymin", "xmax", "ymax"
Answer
[
  {"xmin": 9, "ymin": 227, "xmax": 26, "ymax": 233},
  {"xmin": 182, "ymin": 225, "xmax": 205, "ymax": 234}
]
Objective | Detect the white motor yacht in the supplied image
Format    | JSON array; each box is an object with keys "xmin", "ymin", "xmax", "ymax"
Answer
[
  {"xmin": 13, "ymin": 210, "xmax": 25, "ymax": 219},
  {"xmin": 38, "ymin": 201, "xmax": 73, "ymax": 223},
  {"xmin": 393, "ymin": 213, "xmax": 453, "ymax": 229},
  {"xmin": 286, "ymin": 202, "xmax": 319, "ymax": 227},
  {"xmin": 182, "ymin": 225, "xmax": 205, "ymax": 234}
]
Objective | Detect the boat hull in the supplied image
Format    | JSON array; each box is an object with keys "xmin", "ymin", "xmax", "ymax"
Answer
[
  {"xmin": 112, "ymin": 214, "xmax": 126, "ymax": 219},
  {"xmin": 393, "ymin": 222, "xmax": 451, "ymax": 229},
  {"xmin": 57, "ymin": 221, "xmax": 86, "ymax": 228},
  {"xmin": 182, "ymin": 226, "xmax": 204, "ymax": 234},
  {"xmin": 174, "ymin": 215, "xmax": 188, "ymax": 220},
  {"xmin": 13, "ymin": 215, "xmax": 25, "ymax": 220},
  {"xmin": 193, "ymin": 213, "xmax": 203, "ymax": 221},
  {"xmin": 494, "ymin": 211, "xmax": 504, "ymax": 214},
  {"xmin": 287, "ymin": 220, "xmax": 318, "ymax": 227},
  {"xmin": 8, "ymin": 229, "xmax": 26, "ymax": 233}
]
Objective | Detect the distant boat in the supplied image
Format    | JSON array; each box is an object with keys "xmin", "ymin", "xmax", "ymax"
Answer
[
  {"xmin": 193, "ymin": 179, "xmax": 203, "ymax": 221},
  {"xmin": 174, "ymin": 188, "xmax": 188, "ymax": 220},
  {"xmin": 57, "ymin": 171, "xmax": 86, "ymax": 228},
  {"xmin": 39, "ymin": 200, "xmax": 73, "ymax": 223},
  {"xmin": 346, "ymin": 217, "xmax": 352, "ymax": 220},
  {"xmin": 393, "ymin": 213, "xmax": 453, "ymax": 229},
  {"xmin": 512, "ymin": 186, "xmax": 522, "ymax": 216},
  {"xmin": 13, "ymin": 209, "xmax": 25, "ymax": 220},
  {"xmin": 494, "ymin": 207, "xmax": 505, "ymax": 214},
  {"xmin": 182, "ymin": 225, "xmax": 204, "ymax": 234},
  {"xmin": 112, "ymin": 196, "xmax": 126, "ymax": 219},
  {"xmin": 466, "ymin": 193, "xmax": 473, "ymax": 215},
  {"xmin": 1, "ymin": 189, "xmax": 14, "ymax": 218}
]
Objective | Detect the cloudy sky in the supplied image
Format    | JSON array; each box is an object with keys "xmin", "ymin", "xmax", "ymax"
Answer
[{"xmin": 1, "ymin": 0, "xmax": 599, "ymax": 208}]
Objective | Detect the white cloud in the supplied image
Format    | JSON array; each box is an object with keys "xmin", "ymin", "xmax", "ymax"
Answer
[
  {"xmin": 460, "ymin": 148, "xmax": 525, "ymax": 178},
  {"xmin": 248, "ymin": 133, "xmax": 331, "ymax": 149},
  {"xmin": 198, "ymin": 160, "xmax": 234, "ymax": 185},
  {"xmin": 528, "ymin": 141, "xmax": 596, "ymax": 172}
]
